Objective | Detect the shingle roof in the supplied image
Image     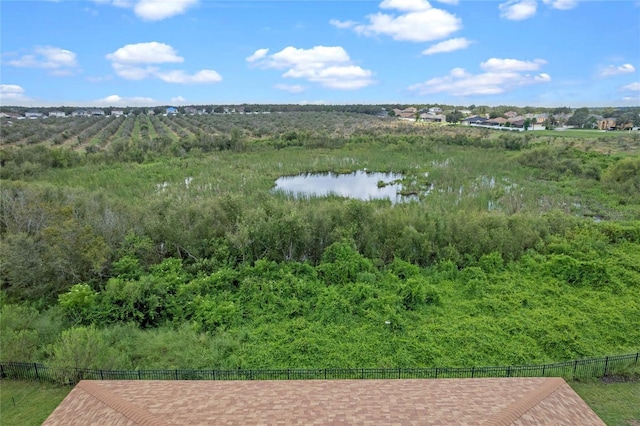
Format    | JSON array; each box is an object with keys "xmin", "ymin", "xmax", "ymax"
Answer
[{"xmin": 42, "ymin": 377, "xmax": 604, "ymax": 425}]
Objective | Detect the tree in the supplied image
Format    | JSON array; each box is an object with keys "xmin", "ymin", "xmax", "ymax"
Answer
[
  {"xmin": 567, "ymin": 107, "xmax": 590, "ymax": 128},
  {"xmin": 446, "ymin": 110, "xmax": 464, "ymax": 123},
  {"xmin": 523, "ymin": 118, "xmax": 531, "ymax": 131}
]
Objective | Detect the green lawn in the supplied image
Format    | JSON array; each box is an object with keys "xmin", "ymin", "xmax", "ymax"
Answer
[
  {"xmin": 0, "ymin": 381, "xmax": 71, "ymax": 426},
  {"xmin": 571, "ymin": 379, "xmax": 640, "ymax": 426},
  {"xmin": 1, "ymin": 379, "xmax": 638, "ymax": 425}
]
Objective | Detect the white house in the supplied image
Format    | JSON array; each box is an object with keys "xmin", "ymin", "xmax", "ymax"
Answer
[
  {"xmin": 49, "ymin": 111, "xmax": 66, "ymax": 118},
  {"xmin": 111, "ymin": 110, "xmax": 124, "ymax": 117}
]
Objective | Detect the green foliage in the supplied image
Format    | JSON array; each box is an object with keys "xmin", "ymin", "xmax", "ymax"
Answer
[
  {"xmin": 318, "ymin": 241, "xmax": 376, "ymax": 285},
  {"xmin": 58, "ymin": 284, "xmax": 97, "ymax": 325}
]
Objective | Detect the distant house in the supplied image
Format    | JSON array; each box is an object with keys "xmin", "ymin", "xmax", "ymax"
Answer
[
  {"xmin": 197, "ymin": 108, "xmax": 207, "ymax": 115},
  {"xmin": 504, "ymin": 111, "xmax": 518, "ymax": 119},
  {"xmin": 25, "ymin": 111, "xmax": 43, "ymax": 119},
  {"xmin": 462, "ymin": 115, "xmax": 488, "ymax": 125},
  {"xmin": 49, "ymin": 111, "xmax": 66, "ymax": 118},
  {"xmin": 428, "ymin": 107, "xmax": 443, "ymax": 114},
  {"xmin": 146, "ymin": 109, "xmax": 155, "ymax": 116},
  {"xmin": 71, "ymin": 110, "xmax": 89, "ymax": 117},
  {"xmin": 1, "ymin": 112, "xmax": 23, "ymax": 119},
  {"xmin": 166, "ymin": 107, "xmax": 178, "ymax": 115},
  {"xmin": 111, "ymin": 110, "xmax": 124, "ymax": 117},
  {"xmin": 420, "ymin": 113, "xmax": 446, "ymax": 122},
  {"xmin": 236, "ymin": 106, "xmax": 245, "ymax": 114},
  {"xmin": 90, "ymin": 109, "xmax": 105, "ymax": 117},
  {"xmin": 486, "ymin": 117, "xmax": 508, "ymax": 126},
  {"xmin": 597, "ymin": 118, "xmax": 617, "ymax": 131},
  {"xmin": 184, "ymin": 107, "xmax": 197, "ymax": 115}
]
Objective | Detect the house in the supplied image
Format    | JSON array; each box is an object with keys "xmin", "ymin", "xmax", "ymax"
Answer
[
  {"xmin": 146, "ymin": 109, "xmax": 155, "ymax": 116},
  {"xmin": 166, "ymin": 107, "xmax": 178, "ymax": 115},
  {"xmin": 486, "ymin": 117, "xmax": 508, "ymax": 126},
  {"xmin": 462, "ymin": 115, "xmax": 488, "ymax": 125},
  {"xmin": 184, "ymin": 107, "xmax": 197, "ymax": 115},
  {"xmin": 43, "ymin": 378, "xmax": 605, "ymax": 425},
  {"xmin": 597, "ymin": 118, "xmax": 617, "ymax": 131},
  {"xmin": 428, "ymin": 107, "xmax": 443, "ymax": 114},
  {"xmin": 90, "ymin": 109, "xmax": 105, "ymax": 117},
  {"xmin": 71, "ymin": 110, "xmax": 89, "ymax": 117},
  {"xmin": 48, "ymin": 111, "xmax": 66, "ymax": 118},
  {"xmin": 111, "ymin": 110, "xmax": 124, "ymax": 117},
  {"xmin": 236, "ymin": 106, "xmax": 245, "ymax": 114},
  {"xmin": 197, "ymin": 108, "xmax": 207, "ymax": 115},
  {"xmin": 420, "ymin": 113, "xmax": 446, "ymax": 122},
  {"xmin": 25, "ymin": 111, "xmax": 43, "ymax": 119},
  {"xmin": 534, "ymin": 113, "xmax": 548, "ymax": 124},
  {"xmin": 504, "ymin": 111, "xmax": 519, "ymax": 118},
  {"xmin": 0, "ymin": 112, "xmax": 23, "ymax": 119}
]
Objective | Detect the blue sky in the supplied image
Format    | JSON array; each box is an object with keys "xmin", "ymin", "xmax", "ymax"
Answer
[{"xmin": 1, "ymin": 0, "xmax": 639, "ymax": 107}]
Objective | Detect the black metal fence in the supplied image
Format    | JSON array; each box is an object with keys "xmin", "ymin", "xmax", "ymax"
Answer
[{"xmin": 1, "ymin": 353, "xmax": 638, "ymax": 386}]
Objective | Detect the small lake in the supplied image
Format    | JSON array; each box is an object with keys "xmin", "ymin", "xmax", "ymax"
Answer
[{"xmin": 273, "ymin": 171, "xmax": 418, "ymax": 203}]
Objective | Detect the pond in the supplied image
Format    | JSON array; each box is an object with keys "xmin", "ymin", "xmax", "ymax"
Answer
[{"xmin": 273, "ymin": 170, "xmax": 421, "ymax": 203}]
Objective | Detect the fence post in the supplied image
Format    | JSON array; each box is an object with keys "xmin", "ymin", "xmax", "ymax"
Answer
[
  {"xmin": 138, "ymin": 370, "xmax": 142, "ymax": 380},
  {"xmin": 542, "ymin": 365, "xmax": 546, "ymax": 377},
  {"xmin": 506, "ymin": 366, "xmax": 511, "ymax": 378},
  {"xmin": 175, "ymin": 369, "xmax": 178, "ymax": 380},
  {"xmin": 100, "ymin": 370, "xmax": 104, "ymax": 380},
  {"xmin": 471, "ymin": 367, "xmax": 475, "ymax": 378},
  {"xmin": 0, "ymin": 364, "xmax": 5, "ymax": 379},
  {"xmin": 573, "ymin": 360, "xmax": 578, "ymax": 378},
  {"xmin": 435, "ymin": 368, "xmax": 438, "ymax": 379},
  {"xmin": 604, "ymin": 356, "xmax": 609, "ymax": 376},
  {"xmin": 398, "ymin": 368, "xmax": 401, "ymax": 379},
  {"xmin": 34, "ymin": 363, "xmax": 40, "ymax": 382}
]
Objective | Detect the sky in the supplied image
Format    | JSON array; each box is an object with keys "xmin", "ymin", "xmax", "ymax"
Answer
[{"xmin": 1, "ymin": 0, "xmax": 639, "ymax": 108}]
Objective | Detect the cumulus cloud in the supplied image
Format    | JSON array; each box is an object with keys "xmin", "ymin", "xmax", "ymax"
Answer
[
  {"xmin": 106, "ymin": 42, "xmax": 222, "ymax": 84},
  {"xmin": 274, "ymin": 84, "xmax": 307, "ymax": 93},
  {"xmin": 480, "ymin": 58, "xmax": 546, "ymax": 72},
  {"xmin": 246, "ymin": 48, "xmax": 269, "ymax": 63},
  {"xmin": 106, "ymin": 42, "xmax": 184, "ymax": 64},
  {"xmin": 248, "ymin": 45, "xmax": 375, "ymax": 90},
  {"xmin": 7, "ymin": 46, "xmax": 79, "ymax": 75},
  {"xmin": 422, "ymin": 37, "xmax": 471, "ymax": 55},
  {"xmin": 91, "ymin": 0, "xmax": 198, "ymax": 20},
  {"xmin": 171, "ymin": 96, "xmax": 187, "ymax": 103},
  {"xmin": 542, "ymin": 0, "xmax": 579, "ymax": 10},
  {"xmin": 0, "ymin": 84, "xmax": 31, "ymax": 104},
  {"xmin": 330, "ymin": 0, "xmax": 461, "ymax": 42},
  {"xmin": 499, "ymin": 0, "xmax": 538, "ymax": 20},
  {"xmin": 600, "ymin": 63, "xmax": 636, "ymax": 77},
  {"xmin": 622, "ymin": 82, "xmax": 640, "ymax": 91},
  {"xmin": 408, "ymin": 57, "xmax": 551, "ymax": 96},
  {"xmin": 94, "ymin": 94, "xmax": 158, "ymax": 106},
  {"xmin": 156, "ymin": 70, "xmax": 222, "ymax": 84}
]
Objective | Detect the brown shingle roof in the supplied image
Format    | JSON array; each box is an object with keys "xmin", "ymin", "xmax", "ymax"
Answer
[{"xmin": 43, "ymin": 378, "xmax": 604, "ymax": 425}]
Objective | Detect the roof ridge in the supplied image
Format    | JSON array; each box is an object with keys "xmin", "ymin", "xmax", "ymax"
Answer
[
  {"xmin": 77, "ymin": 381, "xmax": 169, "ymax": 426},
  {"xmin": 480, "ymin": 377, "xmax": 566, "ymax": 426}
]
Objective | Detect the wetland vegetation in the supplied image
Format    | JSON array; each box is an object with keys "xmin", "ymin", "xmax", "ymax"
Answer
[{"xmin": 1, "ymin": 111, "xmax": 639, "ymax": 371}]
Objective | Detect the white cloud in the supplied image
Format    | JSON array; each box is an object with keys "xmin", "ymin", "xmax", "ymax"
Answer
[
  {"xmin": 0, "ymin": 84, "xmax": 31, "ymax": 104},
  {"xmin": 7, "ymin": 46, "xmax": 79, "ymax": 75},
  {"xmin": 134, "ymin": 0, "xmax": 198, "ymax": 21},
  {"xmin": 94, "ymin": 94, "xmax": 158, "ymax": 106},
  {"xmin": 329, "ymin": 19, "xmax": 358, "ymax": 29},
  {"xmin": 499, "ymin": 0, "xmax": 537, "ymax": 20},
  {"xmin": 422, "ymin": 37, "xmax": 471, "ymax": 55},
  {"xmin": 622, "ymin": 82, "xmax": 640, "ymax": 91},
  {"xmin": 274, "ymin": 84, "xmax": 306, "ymax": 93},
  {"xmin": 171, "ymin": 96, "xmax": 187, "ymax": 103},
  {"xmin": 408, "ymin": 58, "xmax": 551, "ymax": 96},
  {"xmin": 480, "ymin": 58, "xmax": 546, "ymax": 72},
  {"xmin": 91, "ymin": 0, "xmax": 198, "ymax": 20},
  {"xmin": 156, "ymin": 69, "xmax": 222, "ymax": 84},
  {"xmin": 331, "ymin": 1, "xmax": 461, "ymax": 42},
  {"xmin": 106, "ymin": 42, "xmax": 183, "ymax": 64},
  {"xmin": 379, "ymin": 0, "xmax": 431, "ymax": 12},
  {"xmin": 106, "ymin": 42, "xmax": 221, "ymax": 83},
  {"xmin": 542, "ymin": 0, "xmax": 579, "ymax": 10},
  {"xmin": 246, "ymin": 48, "xmax": 269, "ymax": 63},
  {"xmin": 622, "ymin": 96, "xmax": 639, "ymax": 103},
  {"xmin": 434, "ymin": 0, "xmax": 459, "ymax": 4},
  {"xmin": 600, "ymin": 63, "xmax": 636, "ymax": 77},
  {"xmin": 248, "ymin": 45, "xmax": 375, "ymax": 90}
]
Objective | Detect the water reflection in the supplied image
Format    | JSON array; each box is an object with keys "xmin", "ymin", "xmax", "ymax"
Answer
[{"xmin": 273, "ymin": 171, "xmax": 415, "ymax": 203}]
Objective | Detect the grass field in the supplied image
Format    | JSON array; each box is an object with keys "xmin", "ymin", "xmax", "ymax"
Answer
[
  {"xmin": 0, "ymin": 381, "xmax": 71, "ymax": 426},
  {"xmin": 1, "ymin": 378, "xmax": 637, "ymax": 425}
]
